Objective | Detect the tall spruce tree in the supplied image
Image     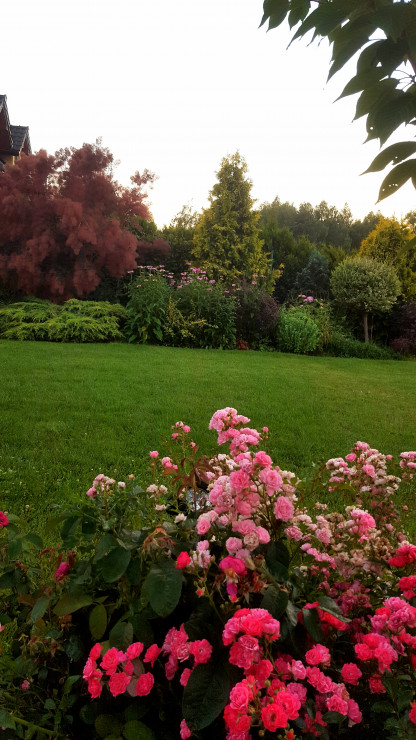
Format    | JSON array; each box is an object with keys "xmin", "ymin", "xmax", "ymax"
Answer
[{"xmin": 192, "ymin": 153, "xmax": 270, "ymax": 283}]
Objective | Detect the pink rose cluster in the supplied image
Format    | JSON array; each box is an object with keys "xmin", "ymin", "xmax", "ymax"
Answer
[
  {"xmin": 83, "ymin": 625, "xmax": 212, "ymax": 738},
  {"xmin": 0, "ymin": 511, "xmax": 9, "ymax": 527},
  {"xmin": 220, "ymin": 609, "xmax": 361, "ymax": 739},
  {"xmin": 208, "ymin": 407, "xmax": 262, "ymax": 455},
  {"xmin": 83, "ymin": 642, "xmax": 155, "ymax": 699},
  {"xmin": 400, "ymin": 451, "xmax": 416, "ymax": 480},
  {"xmin": 86, "ymin": 473, "xmax": 116, "ymax": 499}
]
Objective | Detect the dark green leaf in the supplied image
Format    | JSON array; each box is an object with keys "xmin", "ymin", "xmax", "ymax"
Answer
[
  {"xmin": 397, "ymin": 689, "xmax": 414, "ymax": 712},
  {"xmin": 126, "ymin": 557, "xmax": 142, "ymax": 586},
  {"xmin": 109, "ymin": 621, "xmax": 134, "ymax": 651},
  {"xmin": 122, "ymin": 721, "xmax": 155, "ymax": 740},
  {"xmin": 24, "ymin": 533, "xmax": 43, "ymax": 549},
  {"xmin": 30, "ymin": 596, "xmax": 50, "ymax": 623},
  {"xmin": 302, "ymin": 607, "xmax": 324, "ymax": 642},
  {"xmin": 292, "ymin": 1, "xmax": 353, "ymax": 43},
  {"xmin": 63, "ymin": 675, "xmax": 80, "ymax": 694},
  {"xmin": 183, "ymin": 660, "xmax": 236, "ymax": 731},
  {"xmin": 100, "ymin": 546, "xmax": 131, "ymax": 583},
  {"xmin": 89, "ymin": 604, "xmax": 107, "ymax": 640},
  {"xmin": 61, "ymin": 515, "xmax": 81, "ymax": 541},
  {"xmin": 53, "ymin": 593, "xmax": 93, "ymax": 616},
  {"xmin": 266, "ymin": 539, "xmax": 290, "ymax": 580},
  {"xmin": 377, "ymin": 160, "xmax": 416, "ymax": 202},
  {"xmin": 371, "ymin": 701, "xmax": 392, "ymax": 714},
  {"xmin": 44, "ymin": 699, "xmax": 56, "ymax": 711},
  {"xmin": 145, "ymin": 558, "xmax": 182, "ymax": 618},
  {"xmin": 376, "ymin": 4, "xmax": 416, "ymax": 43},
  {"xmin": 322, "ymin": 711, "xmax": 344, "ymax": 724},
  {"xmin": 124, "ymin": 702, "xmax": 150, "ymax": 722},
  {"xmin": 0, "ymin": 571, "xmax": 14, "ymax": 590},
  {"xmin": 261, "ymin": 585, "xmax": 289, "ymax": 619},
  {"xmin": 354, "ymin": 79, "xmax": 398, "ymax": 121},
  {"xmin": 329, "ymin": 16, "xmax": 377, "ymax": 80},
  {"xmin": 338, "ymin": 69, "xmax": 387, "ymax": 100},
  {"xmin": 65, "ymin": 634, "xmax": 84, "ymax": 662},
  {"xmin": 8, "ymin": 537, "xmax": 22, "ymax": 560},
  {"xmin": 0, "ymin": 710, "xmax": 16, "ymax": 729},
  {"xmin": 367, "ymin": 92, "xmax": 416, "ymax": 146},
  {"xmin": 363, "ymin": 142, "xmax": 416, "ymax": 174},
  {"xmin": 288, "ymin": 0, "xmax": 310, "ymax": 29},
  {"xmin": 95, "ymin": 715, "xmax": 122, "ymax": 738},
  {"xmin": 130, "ymin": 613, "xmax": 154, "ymax": 645},
  {"xmin": 260, "ymin": 0, "xmax": 288, "ymax": 29}
]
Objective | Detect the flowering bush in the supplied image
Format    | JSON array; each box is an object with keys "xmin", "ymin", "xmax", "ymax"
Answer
[{"xmin": 0, "ymin": 411, "xmax": 416, "ymax": 738}]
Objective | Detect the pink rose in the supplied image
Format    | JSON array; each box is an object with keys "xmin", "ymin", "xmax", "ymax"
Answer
[
  {"xmin": 274, "ymin": 496, "xmax": 294, "ymax": 522},
  {"xmin": 55, "ymin": 561, "xmax": 70, "ymax": 581},
  {"xmin": 176, "ymin": 552, "xmax": 191, "ymax": 569},
  {"xmin": 109, "ymin": 671, "xmax": 131, "ymax": 697},
  {"xmin": 136, "ymin": 672, "xmax": 155, "ymax": 696},
  {"xmin": 149, "ymin": 450, "xmax": 159, "ymax": 458}
]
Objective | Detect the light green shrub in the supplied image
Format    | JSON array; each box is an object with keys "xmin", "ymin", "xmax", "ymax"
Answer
[{"xmin": 277, "ymin": 306, "xmax": 321, "ymax": 354}]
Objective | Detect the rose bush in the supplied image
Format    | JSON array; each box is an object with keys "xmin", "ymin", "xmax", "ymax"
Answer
[{"xmin": 0, "ymin": 410, "xmax": 415, "ymax": 738}]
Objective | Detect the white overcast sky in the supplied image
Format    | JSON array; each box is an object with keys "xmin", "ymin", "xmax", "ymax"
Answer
[{"xmin": 2, "ymin": 0, "xmax": 415, "ymax": 228}]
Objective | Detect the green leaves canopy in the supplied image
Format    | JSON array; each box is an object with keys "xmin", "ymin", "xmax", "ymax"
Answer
[{"xmin": 260, "ymin": 0, "xmax": 416, "ymax": 202}]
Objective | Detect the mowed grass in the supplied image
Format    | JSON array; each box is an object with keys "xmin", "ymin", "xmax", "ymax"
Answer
[{"xmin": 1, "ymin": 341, "xmax": 415, "ymax": 530}]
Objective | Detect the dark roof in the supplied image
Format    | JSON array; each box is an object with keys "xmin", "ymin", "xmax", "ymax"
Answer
[
  {"xmin": 10, "ymin": 125, "xmax": 30, "ymax": 155},
  {"xmin": 0, "ymin": 95, "xmax": 31, "ymax": 157}
]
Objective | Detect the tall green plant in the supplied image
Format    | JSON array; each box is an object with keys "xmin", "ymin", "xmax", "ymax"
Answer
[{"xmin": 125, "ymin": 270, "xmax": 170, "ymax": 343}]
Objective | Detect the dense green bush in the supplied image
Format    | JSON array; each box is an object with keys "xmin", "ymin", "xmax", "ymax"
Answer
[
  {"xmin": 234, "ymin": 280, "xmax": 278, "ymax": 349},
  {"xmin": 174, "ymin": 279, "xmax": 236, "ymax": 349},
  {"xmin": 0, "ymin": 300, "xmax": 127, "ymax": 343},
  {"xmin": 277, "ymin": 306, "xmax": 321, "ymax": 354},
  {"xmin": 125, "ymin": 270, "xmax": 170, "ymax": 343},
  {"xmin": 325, "ymin": 330, "xmax": 399, "ymax": 360}
]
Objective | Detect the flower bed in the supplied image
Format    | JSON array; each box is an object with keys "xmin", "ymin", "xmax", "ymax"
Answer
[{"xmin": 0, "ymin": 410, "xmax": 415, "ymax": 739}]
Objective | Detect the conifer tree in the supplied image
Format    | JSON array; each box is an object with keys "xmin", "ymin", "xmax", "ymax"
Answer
[{"xmin": 192, "ymin": 153, "xmax": 270, "ymax": 284}]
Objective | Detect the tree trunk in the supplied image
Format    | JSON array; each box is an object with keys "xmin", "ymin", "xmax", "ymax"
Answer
[{"xmin": 363, "ymin": 310, "xmax": 369, "ymax": 343}]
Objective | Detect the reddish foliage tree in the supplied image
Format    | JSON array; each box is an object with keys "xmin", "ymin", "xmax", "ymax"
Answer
[{"xmin": 0, "ymin": 141, "xmax": 163, "ymax": 300}]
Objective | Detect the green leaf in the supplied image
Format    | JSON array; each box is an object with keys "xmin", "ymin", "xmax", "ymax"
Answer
[
  {"xmin": 376, "ymin": 4, "xmax": 416, "ymax": 43},
  {"xmin": 109, "ymin": 621, "xmax": 134, "ymax": 651},
  {"xmin": 0, "ymin": 710, "xmax": 16, "ymax": 729},
  {"xmin": 354, "ymin": 78, "xmax": 398, "ymax": 121},
  {"xmin": 8, "ymin": 537, "xmax": 22, "ymax": 560},
  {"xmin": 89, "ymin": 603, "xmax": 108, "ymax": 640},
  {"xmin": 53, "ymin": 593, "xmax": 93, "ymax": 616},
  {"xmin": 338, "ymin": 68, "xmax": 387, "ymax": 100},
  {"xmin": 261, "ymin": 585, "xmax": 289, "ymax": 619},
  {"xmin": 367, "ymin": 92, "xmax": 416, "ymax": 146},
  {"xmin": 329, "ymin": 16, "xmax": 377, "ymax": 80},
  {"xmin": 24, "ymin": 533, "xmax": 43, "ymax": 549},
  {"xmin": 322, "ymin": 711, "xmax": 344, "ymax": 724},
  {"xmin": 288, "ymin": 0, "xmax": 309, "ymax": 29},
  {"xmin": 302, "ymin": 606, "xmax": 324, "ymax": 642},
  {"xmin": 317, "ymin": 594, "xmax": 349, "ymax": 621},
  {"xmin": 371, "ymin": 701, "xmax": 392, "ymax": 714},
  {"xmin": 44, "ymin": 698, "xmax": 56, "ymax": 711},
  {"xmin": 30, "ymin": 595, "xmax": 50, "ymax": 623},
  {"xmin": 61, "ymin": 515, "xmax": 81, "ymax": 541},
  {"xmin": 122, "ymin": 721, "xmax": 155, "ymax": 740},
  {"xmin": 183, "ymin": 660, "xmax": 237, "ymax": 731},
  {"xmin": 65, "ymin": 633, "xmax": 84, "ymax": 662},
  {"xmin": 292, "ymin": 1, "xmax": 352, "ymax": 43},
  {"xmin": 363, "ymin": 142, "xmax": 416, "ymax": 174},
  {"xmin": 377, "ymin": 160, "xmax": 416, "ymax": 202},
  {"xmin": 260, "ymin": 0, "xmax": 289, "ymax": 29},
  {"xmin": 95, "ymin": 715, "xmax": 122, "ymax": 738},
  {"xmin": 397, "ymin": 689, "xmax": 414, "ymax": 712},
  {"xmin": 63, "ymin": 674, "xmax": 80, "ymax": 694},
  {"xmin": 145, "ymin": 558, "xmax": 183, "ymax": 618},
  {"xmin": 100, "ymin": 546, "xmax": 131, "ymax": 583},
  {"xmin": 0, "ymin": 571, "xmax": 14, "ymax": 590}
]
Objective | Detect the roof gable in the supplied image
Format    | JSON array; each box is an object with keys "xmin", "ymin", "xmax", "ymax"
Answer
[{"xmin": 0, "ymin": 95, "xmax": 31, "ymax": 158}]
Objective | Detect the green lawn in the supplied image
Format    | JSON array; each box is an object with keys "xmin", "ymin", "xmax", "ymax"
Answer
[{"xmin": 1, "ymin": 341, "xmax": 415, "ymax": 529}]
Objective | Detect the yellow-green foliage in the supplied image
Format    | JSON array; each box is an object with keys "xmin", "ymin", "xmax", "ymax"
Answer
[
  {"xmin": 359, "ymin": 216, "xmax": 416, "ymax": 300},
  {"xmin": 0, "ymin": 299, "xmax": 127, "ymax": 342}
]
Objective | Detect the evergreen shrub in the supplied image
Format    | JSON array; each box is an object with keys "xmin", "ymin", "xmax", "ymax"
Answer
[{"xmin": 277, "ymin": 307, "xmax": 321, "ymax": 354}]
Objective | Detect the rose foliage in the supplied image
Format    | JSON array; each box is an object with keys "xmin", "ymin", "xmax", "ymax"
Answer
[{"xmin": 0, "ymin": 412, "xmax": 416, "ymax": 738}]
